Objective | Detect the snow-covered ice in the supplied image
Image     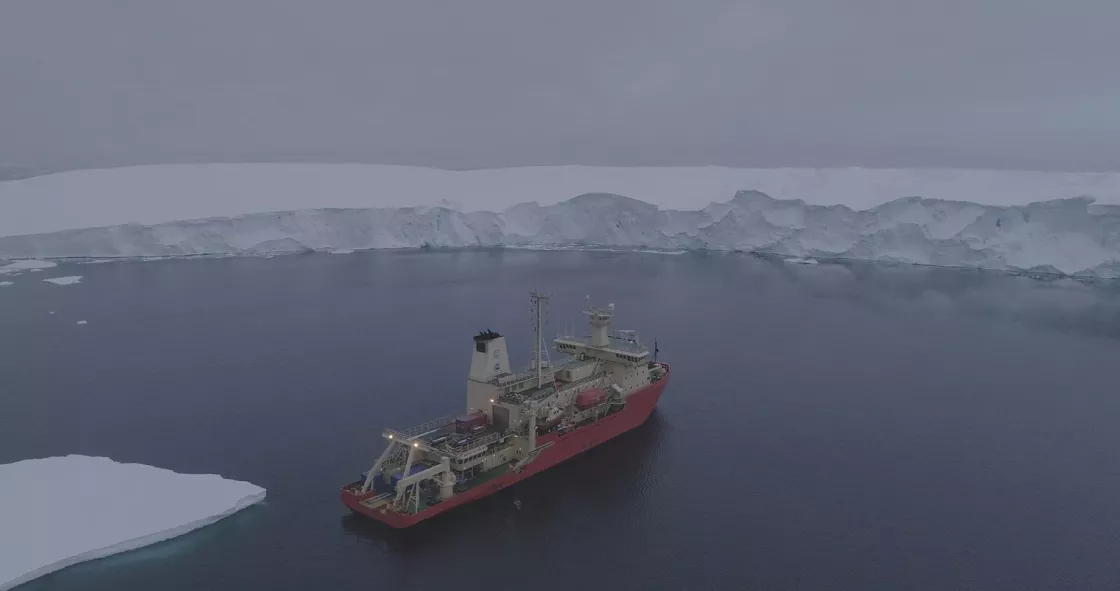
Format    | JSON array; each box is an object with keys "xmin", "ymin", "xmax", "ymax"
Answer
[
  {"xmin": 42, "ymin": 276, "xmax": 82, "ymax": 286},
  {"xmin": 3, "ymin": 190, "xmax": 1119, "ymax": 277},
  {"xmin": 4, "ymin": 164, "xmax": 1120, "ymax": 237},
  {"xmin": 3, "ymin": 165, "xmax": 1120, "ymax": 277},
  {"xmin": 75, "ymin": 320, "xmax": 88, "ymax": 325},
  {"xmin": 0, "ymin": 260, "xmax": 56, "ymax": 274},
  {"xmin": 0, "ymin": 455, "xmax": 265, "ymax": 591}
]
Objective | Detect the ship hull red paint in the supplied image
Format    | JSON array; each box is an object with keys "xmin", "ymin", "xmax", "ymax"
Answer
[{"xmin": 341, "ymin": 365, "xmax": 670, "ymax": 528}]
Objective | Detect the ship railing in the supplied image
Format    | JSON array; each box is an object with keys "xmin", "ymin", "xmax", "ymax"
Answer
[
  {"xmin": 502, "ymin": 371, "xmax": 608, "ymax": 405},
  {"xmin": 486, "ymin": 358, "xmax": 591, "ymax": 389},
  {"xmin": 555, "ymin": 334, "xmax": 649, "ymax": 354},
  {"xmin": 608, "ymin": 339, "xmax": 648, "ymax": 354},
  {"xmin": 389, "ymin": 416, "xmax": 455, "ymax": 440},
  {"xmin": 361, "ymin": 492, "xmax": 393, "ymax": 507},
  {"xmin": 380, "ymin": 459, "xmax": 405, "ymax": 475},
  {"xmin": 446, "ymin": 431, "xmax": 504, "ymax": 458}
]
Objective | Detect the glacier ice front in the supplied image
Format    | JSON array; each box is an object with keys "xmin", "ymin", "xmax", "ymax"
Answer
[
  {"xmin": 0, "ymin": 455, "xmax": 265, "ymax": 591},
  {"xmin": 3, "ymin": 165, "xmax": 1120, "ymax": 277}
]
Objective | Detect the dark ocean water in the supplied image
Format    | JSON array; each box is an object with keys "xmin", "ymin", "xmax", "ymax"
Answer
[{"xmin": 3, "ymin": 250, "xmax": 1120, "ymax": 590}]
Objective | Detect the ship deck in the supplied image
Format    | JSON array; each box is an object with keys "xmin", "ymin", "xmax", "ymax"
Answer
[
  {"xmin": 499, "ymin": 366, "xmax": 603, "ymax": 405},
  {"xmin": 418, "ymin": 424, "xmax": 505, "ymax": 455}
]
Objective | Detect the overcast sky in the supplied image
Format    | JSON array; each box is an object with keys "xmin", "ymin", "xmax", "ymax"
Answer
[{"xmin": 2, "ymin": 0, "xmax": 1119, "ymax": 172}]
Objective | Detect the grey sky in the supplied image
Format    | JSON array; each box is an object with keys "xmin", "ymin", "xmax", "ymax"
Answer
[{"xmin": 2, "ymin": 0, "xmax": 1119, "ymax": 172}]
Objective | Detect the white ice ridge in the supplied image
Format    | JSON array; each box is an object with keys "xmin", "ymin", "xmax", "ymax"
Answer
[
  {"xmin": 2, "ymin": 189, "xmax": 1120, "ymax": 277},
  {"xmin": 0, "ymin": 455, "xmax": 265, "ymax": 591}
]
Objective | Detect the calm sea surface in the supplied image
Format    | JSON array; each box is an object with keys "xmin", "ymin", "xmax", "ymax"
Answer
[{"xmin": 3, "ymin": 250, "xmax": 1120, "ymax": 590}]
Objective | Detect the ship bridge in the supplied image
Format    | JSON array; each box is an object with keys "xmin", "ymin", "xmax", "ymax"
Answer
[
  {"xmin": 554, "ymin": 333, "xmax": 649, "ymax": 365},
  {"xmin": 552, "ymin": 299, "xmax": 651, "ymax": 365}
]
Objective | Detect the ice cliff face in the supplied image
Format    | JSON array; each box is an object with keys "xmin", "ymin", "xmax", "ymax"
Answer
[{"xmin": 1, "ymin": 191, "xmax": 1118, "ymax": 277}]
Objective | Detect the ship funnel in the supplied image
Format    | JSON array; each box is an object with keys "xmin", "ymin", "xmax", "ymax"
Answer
[{"xmin": 469, "ymin": 330, "xmax": 510, "ymax": 382}]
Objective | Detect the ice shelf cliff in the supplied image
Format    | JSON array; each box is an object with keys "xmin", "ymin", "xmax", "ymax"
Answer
[
  {"xmin": 2, "ymin": 164, "xmax": 1119, "ymax": 277},
  {"xmin": 1, "ymin": 190, "xmax": 1118, "ymax": 277}
]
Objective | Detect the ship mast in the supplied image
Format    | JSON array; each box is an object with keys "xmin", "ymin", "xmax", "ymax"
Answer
[{"xmin": 530, "ymin": 290, "xmax": 549, "ymax": 388}]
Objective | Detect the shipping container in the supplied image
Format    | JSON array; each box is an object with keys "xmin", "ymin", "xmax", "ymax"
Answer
[{"xmin": 456, "ymin": 410, "xmax": 488, "ymax": 433}]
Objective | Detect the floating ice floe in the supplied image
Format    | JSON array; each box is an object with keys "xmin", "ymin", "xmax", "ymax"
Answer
[
  {"xmin": 0, "ymin": 281, "xmax": 12, "ymax": 287},
  {"xmin": 76, "ymin": 320, "xmax": 88, "ymax": 325},
  {"xmin": 0, "ymin": 455, "xmax": 266, "ymax": 591},
  {"xmin": 42, "ymin": 276, "xmax": 82, "ymax": 286},
  {"xmin": 785, "ymin": 257, "xmax": 820, "ymax": 265},
  {"xmin": 0, "ymin": 260, "xmax": 56, "ymax": 274}
]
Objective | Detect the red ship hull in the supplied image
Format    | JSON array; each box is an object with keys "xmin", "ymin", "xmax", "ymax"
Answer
[{"xmin": 341, "ymin": 364, "xmax": 670, "ymax": 528}]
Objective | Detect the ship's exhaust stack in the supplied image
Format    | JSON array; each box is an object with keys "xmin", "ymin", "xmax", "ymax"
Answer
[{"xmin": 469, "ymin": 329, "xmax": 510, "ymax": 382}]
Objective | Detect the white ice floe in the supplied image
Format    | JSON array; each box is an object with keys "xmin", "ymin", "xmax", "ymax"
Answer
[
  {"xmin": 0, "ymin": 260, "xmax": 56, "ymax": 274},
  {"xmin": 0, "ymin": 455, "xmax": 265, "ymax": 591},
  {"xmin": 42, "ymin": 276, "xmax": 82, "ymax": 286},
  {"xmin": 786, "ymin": 257, "xmax": 820, "ymax": 265},
  {"xmin": 75, "ymin": 320, "xmax": 88, "ymax": 325},
  {"xmin": 328, "ymin": 249, "xmax": 355, "ymax": 254},
  {"xmin": 0, "ymin": 281, "xmax": 12, "ymax": 286}
]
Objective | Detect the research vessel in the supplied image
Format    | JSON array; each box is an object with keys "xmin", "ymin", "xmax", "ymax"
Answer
[{"xmin": 340, "ymin": 291, "xmax": 671, "ymax": 528}]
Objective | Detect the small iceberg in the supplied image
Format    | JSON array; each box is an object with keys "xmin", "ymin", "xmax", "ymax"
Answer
[
  {"xmin": 0, "ymin": 281, "xmax": 12, "ymax": 287},
  {"xmin": 42, "ymin": 276, "xmax": 82, "ymax": 286},
  {"xmin": 785, "ymin": 257, "xmax": 819, "ymax": 265},
  {"xmin": 0, "ymin": 455, "xmax": 266, "ymax": 591},
  {"xmin": 76, "ymin": 320, "xmax": 88, "ymax": 325},
  {"xmin": 328, "ymin": 249, "xmax": 355, "ymax": 255},
  {"xmin": 0, "ymin": 260, "xmax": 56, "ymax": 274}
]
